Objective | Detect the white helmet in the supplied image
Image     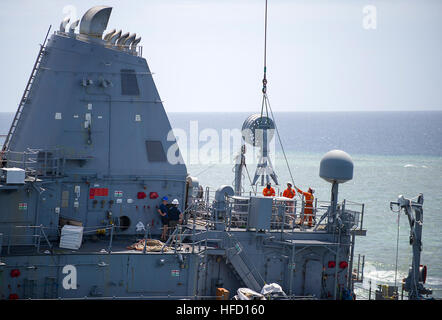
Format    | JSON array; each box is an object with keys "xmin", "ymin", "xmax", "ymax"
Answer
[
  {"xmin": 172, "ymin": 199, "xmax": 179, "ymax": 205},
  {"xmin": 287, "ymin": 181, "xmax": 292, "ymax": 186}
]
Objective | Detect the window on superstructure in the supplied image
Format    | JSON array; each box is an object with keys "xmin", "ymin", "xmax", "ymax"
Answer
[
  {"xmin": 145, "ymin": 140, "xmax": 167, "ymax": 162},
  {"xmin": 120, "ymin": 69, "xmax": 140, "ymax": 95}
]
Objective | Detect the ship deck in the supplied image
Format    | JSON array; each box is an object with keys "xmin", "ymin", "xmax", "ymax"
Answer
[
  {"xmin": 1, "ymin": 221, "xmax": 348, "ymax": 257},
  {"xmin": 1, "ymin": 236, "xmax": 208, "ymax": 256}
]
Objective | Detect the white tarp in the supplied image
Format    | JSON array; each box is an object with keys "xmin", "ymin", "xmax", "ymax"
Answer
[
  {"xmin": 59, "ymin": 225, "xmax": 84, "ymax": 250},
  {"xmin": 260, "ymin": 283, "xmax": 287, "ymax": 297},
  {"xmin": 235, "ymin": 288, "xmax": 266, "ymax": 300}
]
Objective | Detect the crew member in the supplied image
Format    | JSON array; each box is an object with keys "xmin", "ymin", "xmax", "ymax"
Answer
[
  {"xmin": 283, "ymin": 182, "xmax": 296, "ymax": 213},
  {"xmin": 262, "ymin": 183, "xmax": 275, "ymax": 197},
  {"xmin": 283, "ymin": 182, "xmax": 296, "ymax": 198},
  {"xmin": 296, "ymin": 187, "xmax": 315, "ymax": 227},
  {"xmin": 157, "ymin": 196, "xmax": 169, "ymax": 241},
  {"xmin": 168, "ymin": 199, "xmax": 183, "ymax": 242}
]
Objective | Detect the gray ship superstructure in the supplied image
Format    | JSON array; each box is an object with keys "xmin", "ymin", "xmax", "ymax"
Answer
[{"xmin": 0, "ymin": 6, "xmax": 372, "ymax": 300}]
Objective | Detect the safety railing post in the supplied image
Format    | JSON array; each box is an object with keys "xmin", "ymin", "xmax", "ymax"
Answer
[
  {"xmin": 37, "ymin": 227, "xmax": 42, "ymax": 253},
  {"xmin": 22, "ymin": 151, "xmax": 25, "ymax": 171},
  {"xmin": 292, "ymin": 200, "xmax": 297, "ymax": 232},
  {"xmin": 40, "ymin": 225, "xmax": 52, "ymax": 251},
  {"xmin": 314, "ymin": 197, "xmax": 318, "ymax": 225},
  {"xmin": 360, "ymin": 203, "xmax": 365, "ymax": 230},
  {"xmin": 108, "ymin": 225, "xmax": 114, "ymax": 254},
  {"xmin": 368, "ymin": 280, "xmax": 372, "ymax": 300},
  {"xmin": 281, "ymin": 202, "xmax": 286, "ymax": 238},
  {"xmin": 357, "ymin": 254, "xmax": 361, "ymax": 282},
  {"xmin": 300, "ymin": 195, "xmax": 305, "ymax": 231},
  {"xmin": 361, "ymin": 255, "xmax": 365, "ymax": 282},
  {"xmin": 142, "ymin": 226, "xmax": 148, "ymax": 254},
  {"xmin": 227, "ymin": 199, "xmax": 232, "ymax": 231}
]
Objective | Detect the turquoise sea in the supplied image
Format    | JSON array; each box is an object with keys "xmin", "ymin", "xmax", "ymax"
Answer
[{"xmin": 1, "ymin": 111, "xmax": 442, "ymax": 299}]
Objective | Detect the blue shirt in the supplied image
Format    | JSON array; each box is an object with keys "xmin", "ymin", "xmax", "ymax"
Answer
[{"xmin": 159, "ymin": 204, "xmax": 168, "ymax": 218}]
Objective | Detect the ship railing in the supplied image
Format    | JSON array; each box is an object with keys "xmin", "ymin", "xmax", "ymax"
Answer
[
  {"xmin": 352, "ymin": 253, "xmax": 365, "ymax": 284},
  {"xmin": 227, "ymin": 200, "xmax": 249, "ymax": 229},
  {"xmin": 1, "ymin": 222, "xmax": 218, "ymax": 256},
  {"xmin": 2, "ymin": 224, "xmax": 121, "ymax": 255},
  {"xmin": 1, "ymin": 224, "xmax": 54, "ymax": 254},
  {"xmin": 1, "ymin": 148, "xmax": 95, "ymax": 178},
  {"xmin": 225, "ymin": 195, "xmax": 332, "ymax": 232},
  {"xmin": 198, "ymin": 187, "xmax": 262, "ymax": 211},
  {"xmin": 188, "ymin": 187, "xmax": 365, "ymax": 233},
  {"xmin": 188, "ymin": 191, "xmax": 323, "ymax": 232},
  {"xmin": 1, "ymin": 148, "xmax": 64, "ymax": 178},
  {"xmin": 160, "ymin": 223, "xmax": 223, "ymax": 255},
  {"xmin": 312, "ymin": 199, "xmax": 365, "ymax": 233},
  {"xmin": 106, "ymin": 42, "xmax": 143, "ymax": 57},
  {"xmin": 340, "ymin": 199, "xmax": 365, "ymax": 232}
]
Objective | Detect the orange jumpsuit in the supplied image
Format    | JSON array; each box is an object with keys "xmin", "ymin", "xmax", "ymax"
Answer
[
  {"xmin": 296, "ymin": 188, "xmax": 314, "ymax": 226},
  {"xmin": 283, "ymin": 187, "xmax": 296, "ymax": 213},
  {"xmin": 262, "ymin": 187, "xmax": 275, "ymax": 197},
  {"xmin": 283, "ymin": 188, "xmax": 296, "ymax": 198}
]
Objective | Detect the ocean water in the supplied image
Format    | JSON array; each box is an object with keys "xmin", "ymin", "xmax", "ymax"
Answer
[{"xmin": 1, "ymin": 111, "xmax": 442, "ymax": 299}]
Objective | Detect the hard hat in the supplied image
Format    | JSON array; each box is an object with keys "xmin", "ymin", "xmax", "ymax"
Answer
[
  {"xmin": 162, "ymin": 196, "xmax": 168, "ymax": 201},
  {"xmin": 286, "ymin": 181, "xmax": 292, "ymax": 185},
  {"xmin": 172, "ymin": 199, "xmax": 179, "ymax": 205}
]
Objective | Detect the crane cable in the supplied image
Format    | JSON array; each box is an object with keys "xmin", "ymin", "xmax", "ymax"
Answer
[
  {"xmin": 259, "ymin": 0, "xmax": 302, "ymax": 201},
  {"xmin": 260, "ymin": 0, "xmax": 269, "ymax": 118},
  {"xmin": 394, "ymin": 209, "xmax": 401, "ymax": 290}
]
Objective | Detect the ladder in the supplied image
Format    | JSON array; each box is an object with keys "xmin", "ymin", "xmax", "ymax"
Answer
[
  {"xmin": 225, "ymin": 233, "xmax": 265, "ymax": 292},
  {"xmin": 2, "ymin": 26, "xmax": 51, "ymax": 153}
]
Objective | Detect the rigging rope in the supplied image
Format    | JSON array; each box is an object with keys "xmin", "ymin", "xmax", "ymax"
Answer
[
  {"xmin": 265, "ymin": 94, "xmax": 302, "ymax": 200},
  {"xmin": 244, "ymin": 163, "xmax": 257, "ymax": 194},
  {"xmin": 258, "ymin": 0, "xmax": 302, "ymax": 200}
]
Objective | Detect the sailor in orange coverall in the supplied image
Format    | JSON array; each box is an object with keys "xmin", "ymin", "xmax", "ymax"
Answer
[
  {"xmin": 296, "ymin": 187, "xmax": 315, "ymax": 227},
  {"xmin": 283, "ymin": 182, "xmax": 296, "ymax": 198},
  {"xmin": 262, "ymin": 183, "xmax": 275, "ymax": 197},
  {"xmin": 283, "ymin": 182, "xmax": 296, "ymax": 213}
]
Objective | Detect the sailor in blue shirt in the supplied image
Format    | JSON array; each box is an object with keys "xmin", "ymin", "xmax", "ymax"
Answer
[{"xmin": 158, "ymin": 196, "xmax": 169, "ymax": 241}]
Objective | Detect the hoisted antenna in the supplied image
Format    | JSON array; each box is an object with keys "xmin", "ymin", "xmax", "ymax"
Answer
[
  {"xmin": 246, "ymin": 0, "xmax": 279, "ymax": 187},
  {"xmin": 235, "ymin": 0, "xmax": 298, "ymax": 192}
]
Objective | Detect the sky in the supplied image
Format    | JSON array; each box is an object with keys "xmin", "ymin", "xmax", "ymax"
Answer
[{"xmin": 0, "ymin": 0, "xmax": 441, "ymax": 113}]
